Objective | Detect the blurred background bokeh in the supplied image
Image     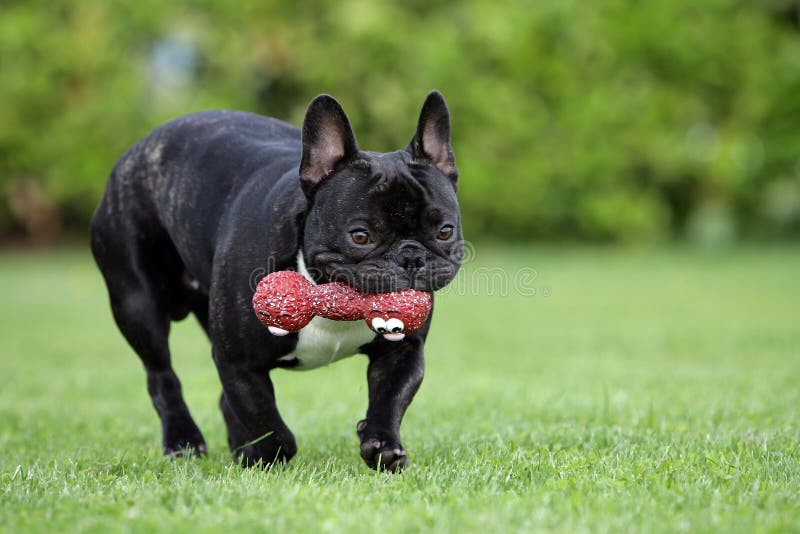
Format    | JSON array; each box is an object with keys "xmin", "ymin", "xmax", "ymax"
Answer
[{"xmin": 1, "ymin": 0, "xmax": 799, "ymax": 245}]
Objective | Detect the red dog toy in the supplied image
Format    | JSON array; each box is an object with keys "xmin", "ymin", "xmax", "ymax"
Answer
[{"xmin": 252, "ymin": 271, "xmax": 432, "ymax": 341}]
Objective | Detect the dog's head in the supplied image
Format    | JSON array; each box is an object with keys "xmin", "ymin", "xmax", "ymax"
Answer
[{"xmin": 300, "ymin": 91, "xmax": 462, "ymax": 293}]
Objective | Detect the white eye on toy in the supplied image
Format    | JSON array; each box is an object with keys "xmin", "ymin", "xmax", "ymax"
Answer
[
  {"xmin": 386, "ymin": 318, "xmax": 404, "ymax": 334},
  {"xmin": 371, "ymin": 317, "xmax": 388, "ymax": 334}
]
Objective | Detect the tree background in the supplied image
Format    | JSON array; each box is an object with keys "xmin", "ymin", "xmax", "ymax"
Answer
[{"xmin": 1, "ymin": 0, "xmax": 799, "ymax": 244}]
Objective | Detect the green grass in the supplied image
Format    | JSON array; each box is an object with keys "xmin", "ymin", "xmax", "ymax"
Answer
[{"xmin": 1, "ymin": 245, "xmax": 799, "ymax": 533}]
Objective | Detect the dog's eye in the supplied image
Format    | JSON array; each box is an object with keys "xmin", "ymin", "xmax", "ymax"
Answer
[
  {"xmin": 350, "ymin": 230, "xmax": 370, "ymax": 245},
  {"xmin": 436, "ymin": 225, "xmax": 454, "ymax": 241}
]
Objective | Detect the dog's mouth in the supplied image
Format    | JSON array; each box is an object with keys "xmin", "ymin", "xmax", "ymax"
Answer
[
  {"xmin": 332, "ymin": 269, "xmax": 429, "ymax": 293},
  {"xmin": 319, "ymin": 262, "xmax": 457, "ymax": 294},
  {"xmin": 305, "ymin": 248, "xmax": 461, "ymax": 294}
]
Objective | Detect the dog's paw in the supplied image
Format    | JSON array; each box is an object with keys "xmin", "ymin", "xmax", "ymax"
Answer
[
  {"xmin": 164, "ymin": 442, "xmax": 207, "ymax": 458},
  {"xmin": 356, "ymin": 420, "xmax": 408, "ymax": 473},
  {"xmin": 233, "ymin": 432, "xmax": 298, "ymax": 468},
  {"xmin": 360, "ymin": 439, "xmax": 408, "ymax": 472},
  {"xmin": 162, "ymin": 418, "xmax": 207, "ymax": 458}
]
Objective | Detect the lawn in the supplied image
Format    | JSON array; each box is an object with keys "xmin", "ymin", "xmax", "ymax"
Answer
[{"xmin": 1, "ymin": 245, "xmax": 798, "ymax": 533}]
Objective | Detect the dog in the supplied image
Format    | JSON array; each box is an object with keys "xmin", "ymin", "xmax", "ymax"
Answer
[{"xmin": 90, "ymin": 91, "xmax": 462, "ymax": 472}]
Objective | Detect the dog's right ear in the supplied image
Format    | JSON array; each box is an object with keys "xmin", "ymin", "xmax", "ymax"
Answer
[
  {"xmin": 407, "ymin": 90, "xmax": 458, "ymax": 185},
  {"xmin": 299, "ymin": 95, "xmax": 359, "ymax": 196}
]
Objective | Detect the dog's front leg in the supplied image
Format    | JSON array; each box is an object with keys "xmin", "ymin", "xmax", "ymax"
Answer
[
  {"xmin": 214, "ymin": 353, "xmax": 297, "ymax": 467},
  {"xmin": 358, "ymin": 336, "xmax": 425, "ymax": 472}
]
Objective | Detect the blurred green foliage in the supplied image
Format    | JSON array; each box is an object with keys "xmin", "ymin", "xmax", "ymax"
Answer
[{"xmin": 1, "ymin": 0, "xmax": 799, "ymax": 242}]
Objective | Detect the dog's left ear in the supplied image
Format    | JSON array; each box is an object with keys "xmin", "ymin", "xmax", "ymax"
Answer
[
  {"xmin": 300, "ymin": 94, "xmax": 359, "ymax": 196},
  {"xmin": 408, "ymin": 90, "xmax": 458, "ymax": 184}
]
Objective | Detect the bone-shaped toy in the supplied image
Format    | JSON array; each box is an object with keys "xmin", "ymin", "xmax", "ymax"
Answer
[{"xmin": 252, "ymin": 270, "xmax": 432, "ymax": 341}]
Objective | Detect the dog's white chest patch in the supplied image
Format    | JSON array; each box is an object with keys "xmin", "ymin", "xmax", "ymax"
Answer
[
  {"xmin": 280, "ymin": 316, "xmax": 375, "ymax": 370},
  {"xmin": 276, "ymin": 251, "xmax": 375, "ymax": 371}
]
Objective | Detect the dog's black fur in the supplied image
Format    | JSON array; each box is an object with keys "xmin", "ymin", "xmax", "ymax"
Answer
[{"xmin": 90, "ymin": 91, "xmax": 462, "ymax": 472}]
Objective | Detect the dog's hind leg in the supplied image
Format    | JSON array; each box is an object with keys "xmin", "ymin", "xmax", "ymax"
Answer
[{"xmin": 90, "ymin": 209, "xmax": 207, "ymax": 458}]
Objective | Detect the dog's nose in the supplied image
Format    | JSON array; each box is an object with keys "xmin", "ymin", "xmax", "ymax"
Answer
[{"xmin": 394, "ymin": 246, "xmax": 427, "ymax": 272}]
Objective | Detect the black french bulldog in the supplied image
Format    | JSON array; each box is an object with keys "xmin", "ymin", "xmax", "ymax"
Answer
[{"xmin": 90, "ymin": 91, "xmax": 462, "ymax": 472}]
